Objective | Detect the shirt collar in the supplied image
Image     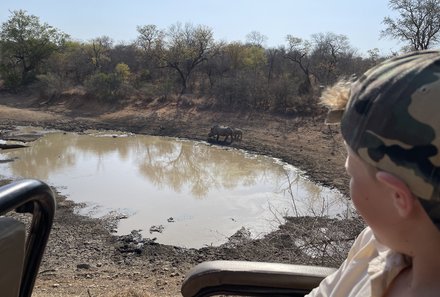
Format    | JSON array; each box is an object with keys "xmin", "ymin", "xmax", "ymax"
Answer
[{"xmin": 367, "ymin": 235, "xmax": 411, "ymax": 297}]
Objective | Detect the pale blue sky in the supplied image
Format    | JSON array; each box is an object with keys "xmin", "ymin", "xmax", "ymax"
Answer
[{"xmin": 0, "ymin": 0, "xmax": 401, "ymax": 56}]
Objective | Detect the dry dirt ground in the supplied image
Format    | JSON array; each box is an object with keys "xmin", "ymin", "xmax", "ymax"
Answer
[{"xmin": 0, "ymin": 92, "xmax": 363, "ymax": 297}]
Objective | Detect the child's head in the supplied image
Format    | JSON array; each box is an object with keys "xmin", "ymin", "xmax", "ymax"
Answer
[{"xmin": 322, "ymin": 50, "xmax": 440, "ymax": 231}]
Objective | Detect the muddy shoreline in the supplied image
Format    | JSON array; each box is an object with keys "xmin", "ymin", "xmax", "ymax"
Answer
[{"xmin": 0, "ymin": 96, "xmax": 362, "ymax": 296}]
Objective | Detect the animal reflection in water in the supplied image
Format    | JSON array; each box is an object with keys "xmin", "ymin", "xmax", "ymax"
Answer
[{"xmin": 208, "ymin": 125, "xmax": 242, "ymax": 144}]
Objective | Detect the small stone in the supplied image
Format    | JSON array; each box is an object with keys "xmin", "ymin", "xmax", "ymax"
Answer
[
  {"xmin": 77, "ymin": 263, "xmax": 90, "ymax": 270},
  {"xmin": 149, "ymin": 225, "xmax": 165, "ymax": 233},
  {"xmin": 52, "ymin": 283, "xmax": 60, "ymax": 288}
]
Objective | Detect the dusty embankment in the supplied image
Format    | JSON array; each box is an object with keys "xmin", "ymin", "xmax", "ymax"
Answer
[{"xmin": 0, "ymin": 93, "xmax": 363, "ymax": 297}]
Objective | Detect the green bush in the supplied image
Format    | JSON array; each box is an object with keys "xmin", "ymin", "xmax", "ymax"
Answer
[
  {"xmin": 85, "ymin": 72, "xmax": 122, "ymax": 101},
  {"xmin": 0, "ymin": 65, "xmax": 21, "ymax": 91},
  {"xmin": 36, "ymin": 73, "xmax": 69, "ymax": 99}
]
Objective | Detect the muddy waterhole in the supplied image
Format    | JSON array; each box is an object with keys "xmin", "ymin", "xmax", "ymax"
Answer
[{"xmin": 0, "ymin": 128, "xmax": 354, "ymax": 248}]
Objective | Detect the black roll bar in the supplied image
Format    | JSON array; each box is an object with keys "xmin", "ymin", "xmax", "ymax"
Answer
[{"xmin": 0, "ymin": 179, "xmax": 56, "ymax": 297}]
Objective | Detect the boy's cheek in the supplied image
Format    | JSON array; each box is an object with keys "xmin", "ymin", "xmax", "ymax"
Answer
[{"xmin": 348, "ymin": 179, "xmax": 357, "ymax": 201}]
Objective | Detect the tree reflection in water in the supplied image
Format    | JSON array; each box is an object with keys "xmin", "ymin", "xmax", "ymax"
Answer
[{"xmin": 1, "ymin": 132, "xmax": 282, "ymax": 198}]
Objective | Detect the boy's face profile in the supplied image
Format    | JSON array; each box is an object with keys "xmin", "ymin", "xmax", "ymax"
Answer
[
  {"xmin": 345, "ymin": 146, "xmax": 400, "ymax": 245},
  {"xmin": 345, "ymin": 147, "xmax": 379, "ymax": 224}
]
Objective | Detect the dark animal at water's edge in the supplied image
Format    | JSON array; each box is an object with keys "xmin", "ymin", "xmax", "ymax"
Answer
[
  {"xmin": 232, "ymin": 128, "xmax": 242, "ymax": 141},
  {"xmin": 208, "ymin": 125, "xmax": 233, "ymax": 143}
]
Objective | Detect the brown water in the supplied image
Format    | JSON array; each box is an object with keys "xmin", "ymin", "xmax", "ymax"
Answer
[{"xmin": 0, "ymin": 128, "xmax": 353, "ymax": 248}]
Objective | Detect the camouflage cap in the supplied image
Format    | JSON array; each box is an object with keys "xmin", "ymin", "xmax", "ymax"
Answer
[{"xmin": 336, "ymin": 50, "xmax": 440, "ymax": 201}]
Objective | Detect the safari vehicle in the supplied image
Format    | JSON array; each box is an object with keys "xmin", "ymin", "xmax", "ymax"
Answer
[
  {"xmin": 181, "ymin": 260, "xmax": 335, "ymax": 297},
  {"xmin": 0, "ymin": 179, "xmax": 56, "ymax": 297}
]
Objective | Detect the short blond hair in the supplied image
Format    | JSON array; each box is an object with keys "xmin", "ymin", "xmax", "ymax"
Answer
[{"xmin": 320, "ymin": 79, "xmax": 351, "ymax": 110}]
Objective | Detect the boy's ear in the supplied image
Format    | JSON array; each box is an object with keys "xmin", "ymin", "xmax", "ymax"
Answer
[{"xmin": 376, "ymin": 171, "xmax": 415, "ymax": 217}]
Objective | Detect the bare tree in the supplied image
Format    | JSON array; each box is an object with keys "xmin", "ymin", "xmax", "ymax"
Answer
[
  {"xmin": 136, "ymin": 23, "xmax": 218, "ymax": 94},
  {"xmin": 88, "ymin": 36, "xmax": 113, "ymax": 71},
  {"xmin": 311, "ymin": 32, "xmax": 354, "ymax": 84},
  {"xmin": 245, "ymin": 31, "xmax": 268, "ymax": 47},
  {"xmin": 136, "ymin": 24, "xmax": 165, "ymax": 53},
  {"xmin": 165, "ymin": 23, "xmax": 217, "ymax": 94},
  {"xmin": 136, "ymin": 24, "xmax": 165, "ymax": 80},
  {"xmin": 284, "ymin": 35, "xmax": 313, "ymax": 94},
  {"xmin": 382, "ymin": 0, "xmax": 440, "ymax": 51}
]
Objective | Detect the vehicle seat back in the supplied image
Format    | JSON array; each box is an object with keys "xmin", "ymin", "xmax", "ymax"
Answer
[{"xmin": 0, "ymin": 217, "xmax": 26, "ymax": 297}]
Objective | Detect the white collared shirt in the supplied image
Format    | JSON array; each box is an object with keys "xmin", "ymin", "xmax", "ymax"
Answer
[{"xmin": 306, "ymin": 227, "xmax": 409, "ymax": 297}]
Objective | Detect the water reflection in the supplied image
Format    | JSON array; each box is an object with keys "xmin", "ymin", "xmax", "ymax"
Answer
[
  {"xmin": 137, "ymin": 142, "xmax": 275, "ymax": 198},
  {"xmin": 275, "ymin": 170, "xmax": 352, "ymax": 219},
  {"xmin": 0, "ymin": 130, "xmax": 352, "ymax": 247},
  {"xmin": 2, "ymin": 133, "xmax": 78, "ymax": 179}
]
